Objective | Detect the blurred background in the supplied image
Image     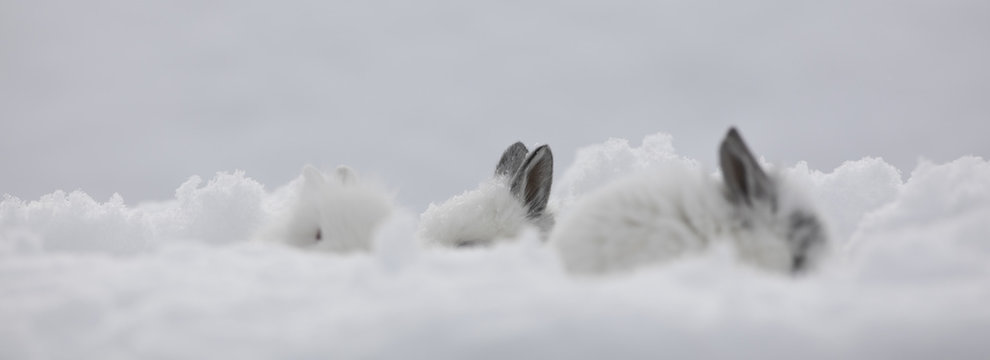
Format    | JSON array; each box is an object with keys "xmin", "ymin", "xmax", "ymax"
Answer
[{"xmin": 2, "ymin": 0, "xmax": 988, "ymax": 211}]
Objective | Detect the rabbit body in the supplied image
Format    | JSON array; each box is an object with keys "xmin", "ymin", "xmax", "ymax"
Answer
[
  {"xmin": 419, "ymin": 142, "xmax": 554, "ymax": 247},
  {"xmin": 259, "ymin": 165, "xmax": 392, "ymax": 253},
  {"xmin": 551, "ymin": 128, "xmax": 827, "ymax": 275},
  {"xmin": 418, "ymin": 178, "xmax": 531, "ymax": 247}
]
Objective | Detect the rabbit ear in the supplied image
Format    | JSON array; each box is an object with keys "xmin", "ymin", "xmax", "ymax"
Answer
[
  {"xmin": 335, "ymin": 165, "xmax": 356, "ymax": 185},
  {"xmin": 495, "ymin": 141, "xmax": 529, "ymax": 177},
  {"xmin": 719, "ymin": 127, "xmax": 775, "ymax": 206},
  {"xmin": 511, "ymin": 145, "xmax": 553, "ymax": 217},
  {"xmin": 302, "ymin": 165, "xmax": 327, "ymax": 189}
]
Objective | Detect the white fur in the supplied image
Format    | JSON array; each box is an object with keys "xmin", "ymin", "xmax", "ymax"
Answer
[
  {"xmin": 418, "ymin": 178, "xmax": 532, "ymax": 247},
  {"xmin": 551, "ymin": 162, "xmax": 824, "ymax": 274},
  {"xmin": 257, "ymin": 165, "xmax": 393, "ymax": 253}
]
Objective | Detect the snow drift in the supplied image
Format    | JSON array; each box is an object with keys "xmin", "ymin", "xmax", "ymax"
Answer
[{"xmin": 2, "ymin": 132, "xmax": 989, "ymax": 359}]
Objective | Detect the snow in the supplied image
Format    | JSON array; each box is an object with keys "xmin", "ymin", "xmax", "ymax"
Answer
[{"xmin": 2, "ymin": 132, "xmax": 990, "ymax": 359}]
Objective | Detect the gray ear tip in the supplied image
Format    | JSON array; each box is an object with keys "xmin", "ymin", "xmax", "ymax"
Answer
[
  {"xmin": 723, "ymin": 127, "xmax": 743, "ymax": 144},
  {"xmin": 532, "ymin": 144, "xmax": 553, "ymax": 159},
  {"xmin": 496, "ymin": 141, "xmax": 532, "ymax": 177},
  {"xmin": 335, "ymin": 165, "xmax": 356, "ymax": 184},
  {"xmin": 720, "ymin": 127, "xmax": 750, "ymax": 155},
  {"xmin": 530, "ymin": 145, "xmax": 554, "ymax": 177}
]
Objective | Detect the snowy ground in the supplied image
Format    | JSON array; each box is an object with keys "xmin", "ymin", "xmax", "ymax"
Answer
[{"xmin": 2, "ymin": 133, "xmax": 989, "ymax": 359}]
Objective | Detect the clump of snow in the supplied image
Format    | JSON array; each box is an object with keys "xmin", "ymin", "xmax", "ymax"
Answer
[
  {"xmin": 2, "ymin": 133, "xmax": 989, "ymax": 359},
  {"xmin": 785, "ymin": 158, "xmax": 903, "ymax": 248},
  {"xmin": 855, "ymin": 156, "xmax": 990, "ymax": 239},
  {"xmin": 850, "ymin": 157, "xmax": 990, "ymax": 283},
  {"xmin": 553, "ymin": 133, "xmax": 698, "ymax": 209},
  {"xmin": 372, "ymin": 207, "xmax": 421, "ymax": 272},
  {"xmin": 162, "ymin": 171, "xmax": 269, "ymax": 245},
  {"xmin": 0, "ymin": 171, "xmax": 269, "ymax": 255},
  {"xmin": 0, "ymin": 191, "xmax": 150, "ymax": 255}
]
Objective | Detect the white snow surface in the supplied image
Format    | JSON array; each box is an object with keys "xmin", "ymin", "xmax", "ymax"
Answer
[{"xmin": 2, "ymin": 133, "xmax": 989, "ymax": 359}]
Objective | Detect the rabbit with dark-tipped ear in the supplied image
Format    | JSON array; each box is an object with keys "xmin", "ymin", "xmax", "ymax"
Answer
[
  {"xmin": 419, "ymin": 142, "xmax": 554, "ymax": 247},
  {"xmin": 551, "ymin": 128, "xmax": 827, "ymax": 275}
]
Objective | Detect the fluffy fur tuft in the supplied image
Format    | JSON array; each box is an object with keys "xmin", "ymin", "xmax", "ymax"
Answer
[{"xmin": 418, "ymin": 179, "xmax": 531, "ymax": 247}]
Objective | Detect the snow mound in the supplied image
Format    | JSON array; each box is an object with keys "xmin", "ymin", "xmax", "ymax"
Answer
[
  {"xmin": 1, "ymin": 171, "xmax": 268, "ymax": 255},
  {"xmin": 553, "ymin": 133, "xmax": 698, "ymax": 209},
  {"xmin": 851, "ymin": 157, "xmax": 990, "ymax": 282},
  {"xmin": 2, "ymin": 133, "xmax": 989, "ymax": 359}
]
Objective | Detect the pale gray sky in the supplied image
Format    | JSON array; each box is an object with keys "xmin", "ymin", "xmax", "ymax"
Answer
[{"xmin": 2, "ymin": 0, "xmax": 989, "ymax": 211}]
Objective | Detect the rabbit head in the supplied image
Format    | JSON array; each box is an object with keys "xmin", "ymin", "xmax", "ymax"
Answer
[
  {"xmin": 264, "ymin": 165, "xmax": 392, "ymax": 253},
  {"xmin": 419, "ymin": 142, "xmax": 554, "ymax": 247},
  {"xmin": 719, "ymin": 128, "xmax": 828, "ymax": 273}
]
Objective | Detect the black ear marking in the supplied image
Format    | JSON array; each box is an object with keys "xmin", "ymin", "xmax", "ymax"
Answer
[
  {"xmin": 788, "ymin": 211, "xmax": 825, "ymax": 274},
  {"xmin": 792, "ymin": 254, "xmax": 807, "ymax": 273},
  {"xmin": 496, "ymin": 142, "xmax": 529, "ymax": 177},
  {"xmin": 719, "ymin": 127, "xmax": 774, "ymax": 206},
  {"xmin": 335, "ymin": 165, "xmax": 356, "ymax": 185},
  {"xmin": 511, "ymin": 145, "xmax": 553, "ymax": 217}
]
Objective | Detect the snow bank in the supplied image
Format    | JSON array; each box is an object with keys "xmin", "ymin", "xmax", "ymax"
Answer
[
  {"xmin": 553, "ymin": 133, "xmax": 699, "ymax": 209},
  {"xmin": 0, "ymin": 171, "xmax": 268, "ymax": 255},
  {"xmin": 851, "ymin": 157, "xmax": 990, "ymax": 282},
  {"xmin": 2, "ymin": 133, "xmax": 989, "ymax": 359}
]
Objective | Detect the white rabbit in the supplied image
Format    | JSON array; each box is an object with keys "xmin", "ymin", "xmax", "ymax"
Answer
[
  {"xmin": 418, "ymin": 142, "xmax": 554, "ymax": 247},
  {"xmin": 258, "ymin": 165, "xmax": 393, "ymax": 253},
  {"xmin": 551, "ymin": 128, "xmax": 827, "ymax": 275}
]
